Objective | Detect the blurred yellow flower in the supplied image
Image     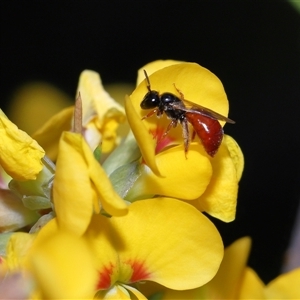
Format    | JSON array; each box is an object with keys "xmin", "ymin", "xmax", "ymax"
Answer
[{"xmin": 140, "ymin": 237, "xmax": 300, "ymax": 300}]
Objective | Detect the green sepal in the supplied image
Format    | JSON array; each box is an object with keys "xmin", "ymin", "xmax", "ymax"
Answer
[
  {"xmin": 102, "ymin": 130, "xmax": 141, "ymax": 176},
  {"xmin": 109, "ymin": 160, "xmax": 142, "ymax": 199},
  {"xmin": 9, "ymin": 156, "xmax": 55, "ymax": 210}
]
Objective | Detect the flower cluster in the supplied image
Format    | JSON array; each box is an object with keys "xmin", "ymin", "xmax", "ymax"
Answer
[{"xmin": 0, "ymin": 60, "xmax": 298, "ymax": 299}]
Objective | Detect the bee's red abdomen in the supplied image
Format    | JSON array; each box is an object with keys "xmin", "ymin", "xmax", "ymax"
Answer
[{"xmin": 186, "ymin": 112, "xmax": 223, "ymax": 157}]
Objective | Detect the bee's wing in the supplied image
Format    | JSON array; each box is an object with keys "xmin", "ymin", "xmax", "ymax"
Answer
[{"xmin": 171, "ymin": 99, "xmax": 235, "ymax": 124}]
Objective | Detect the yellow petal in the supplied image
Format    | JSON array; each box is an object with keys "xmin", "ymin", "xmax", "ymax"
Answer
[
  {"xmin": 225, "ymin": 134, "xmax": 244, "ymax": 182},
  {"xmin": 54, "ymin": 132, "xmax": 127, "ymax": 235},
  {"xmin": 4, "ymin": 218, "xmax": 60, "ymax": 300},
  {"xmin": 238, "ymin": 267, "xmax": 265, "ymax": 299},
  {"xmin": 122, "ymin": 284, "xmax": 148, "ymax": 300},
  {"xmin": 77, "ymin": 70, "xmax": 126, "ymax": 153},
  {"xmin": 96, "ymin": 284, "xmax": 131, "ymax": 300},
  {"xmin": 136, "ymin": 59, "xmax": 185, "ymax": 86},
  {"xmin": 6, "ymin": 232, "xmax": 35, "ymax": 270},
  {"xmin": 83, "ymin": 216, "xmax": 120, "ymax": 290},
  {"xmin": 124, "ymin": 95, "xmax": 160, "ymax": 176},
  {"xmin": 126, "ymin": 144, "xmax": 212, "ymax": 201},
  {"xmin": 132, "ymin": 62, "xmax": 229, "ymax": 124},
  {"xmin": 32, "ymin": 106, "xmax": 74, "ymax": 161},
  {"xmin": 0, "ymin": 110, "xmax": 45, "ymax": 181},
  {"xmin": 54, "ymin": 133, "xmax": 95, "ymax": 235},
  {"xmin": 192, "ymin": 135, "xmax": 242, "ymax": 222},
  {"xmin": 109, "ymin": 198, "xmax": 223, "ymax": 290},
  {"xmin": 29, "ymin": 230, "xmax": 97, "ymax": 299},
  {"xmin": 265, "ymin": 268, "xmax": 300, "ymax": 299}
]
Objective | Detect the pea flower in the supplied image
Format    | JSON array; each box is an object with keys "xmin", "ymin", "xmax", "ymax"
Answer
[
  {"xmin": 125, "ymin": 60, "xmax": 243, "ymax": 222},
  {"xmin": 32, "ymin": 70, "xmax": 126, "ymax": 161},
  {"xmin": 5, "ymin": 198, "xmax": 223, "ymax": 299}
]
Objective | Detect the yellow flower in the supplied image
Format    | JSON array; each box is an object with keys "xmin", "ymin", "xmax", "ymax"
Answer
[
  {"xmin": 53, "ymin": 131, "xmax": 128, "ymax": 236},
  {"xmin": 0, "ymin": 61, "xmax": 245, "ymax": 299},
  {"xmin": 0, "ymin": 110, "xmax": 45, "ymax": 181},
  {"xmin": 32, "ymin": 70, "xmax": 126, "ymax": 161},
  {"xmin": 125, "ymin": 60, "xmax": 243, "ymax": 222},
  {"xmin": 6, "ymin": 198, "xmax": 223, "ymax": 299}
]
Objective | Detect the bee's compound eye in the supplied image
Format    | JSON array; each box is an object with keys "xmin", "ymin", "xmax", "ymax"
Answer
[{"xmin": 140, "ymin": 91, "xmax": 160, "ymax": 109}]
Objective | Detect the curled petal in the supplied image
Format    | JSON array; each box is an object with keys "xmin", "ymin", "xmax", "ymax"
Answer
[
  {"xmin": 124, "ymin": 95, "xmax": 160, "ymax": 176},
  {"xmin": 54, "ymin": 132, "xmax": 127, "ymax": 236},
  {"xmin": 0, "ymin": 110, "xmax": 45, "ymax": 181},
  {"xmin": 191, "ymin": 135, "xmax": 243, "ymax": 222},
  {"xmin": 225, "ymin": 134, "xmax": 244, "ymax": 182},
  {"xmin": 126, "ymin": 144, "xmax": 212, "ymax": 201}
]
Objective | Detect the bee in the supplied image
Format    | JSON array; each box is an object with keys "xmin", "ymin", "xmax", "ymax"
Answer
[{"xmin": 140, "ymin": 70, "xmax": 235, "ymax": 157}]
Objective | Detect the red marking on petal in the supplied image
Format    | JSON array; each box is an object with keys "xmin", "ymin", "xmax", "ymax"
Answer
[
  {"xmin": 96, "ymin": 263, "xmax": 114, "ymax": 290},
  {"xmin": 128, "ymin": 260, "xmax": 151, "ymax": 283},
  {"xmin": 149, "ymin": 128, "xmax": 176, "ymax": 154}
]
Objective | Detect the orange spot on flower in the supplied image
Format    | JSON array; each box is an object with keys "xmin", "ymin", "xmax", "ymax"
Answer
[
  {"xmin": 128, "ymin": 260, "xmax": 151, "ymax": 283},
  {"xmin": 97, "ymin": 263, "xmax": 114, "ymax": 290}
]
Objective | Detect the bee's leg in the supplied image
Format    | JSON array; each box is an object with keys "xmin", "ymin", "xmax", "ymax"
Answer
[
  {"xmin": 162, "ymin": 119, "xmax": 178, "ymax": 139},
  {"xmin": 141, "ymin": 109, "xmax": 158, "ymax": 120},
  {"xmin": 173, "ymin": 83, "xmax": 185, "ymax": 100},
  {"xmin": 180, "ymin": 117, "xmax": 190, "ymax": 158}
]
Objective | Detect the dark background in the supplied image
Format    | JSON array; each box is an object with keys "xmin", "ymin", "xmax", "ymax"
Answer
[{"xmin": 1, "ymin": 1, "xmax": 300, "ymax": 283}]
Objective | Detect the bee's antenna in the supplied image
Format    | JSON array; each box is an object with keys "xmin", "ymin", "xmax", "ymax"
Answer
[{"xmin": 143, "ymin": 69, "xmax": 152, "ymax": 92}]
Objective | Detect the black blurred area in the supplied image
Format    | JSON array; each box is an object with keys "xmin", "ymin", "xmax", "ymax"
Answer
[{"xmin": 1, "ymin": 1, "xmax": 300, "ymax": 283}]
